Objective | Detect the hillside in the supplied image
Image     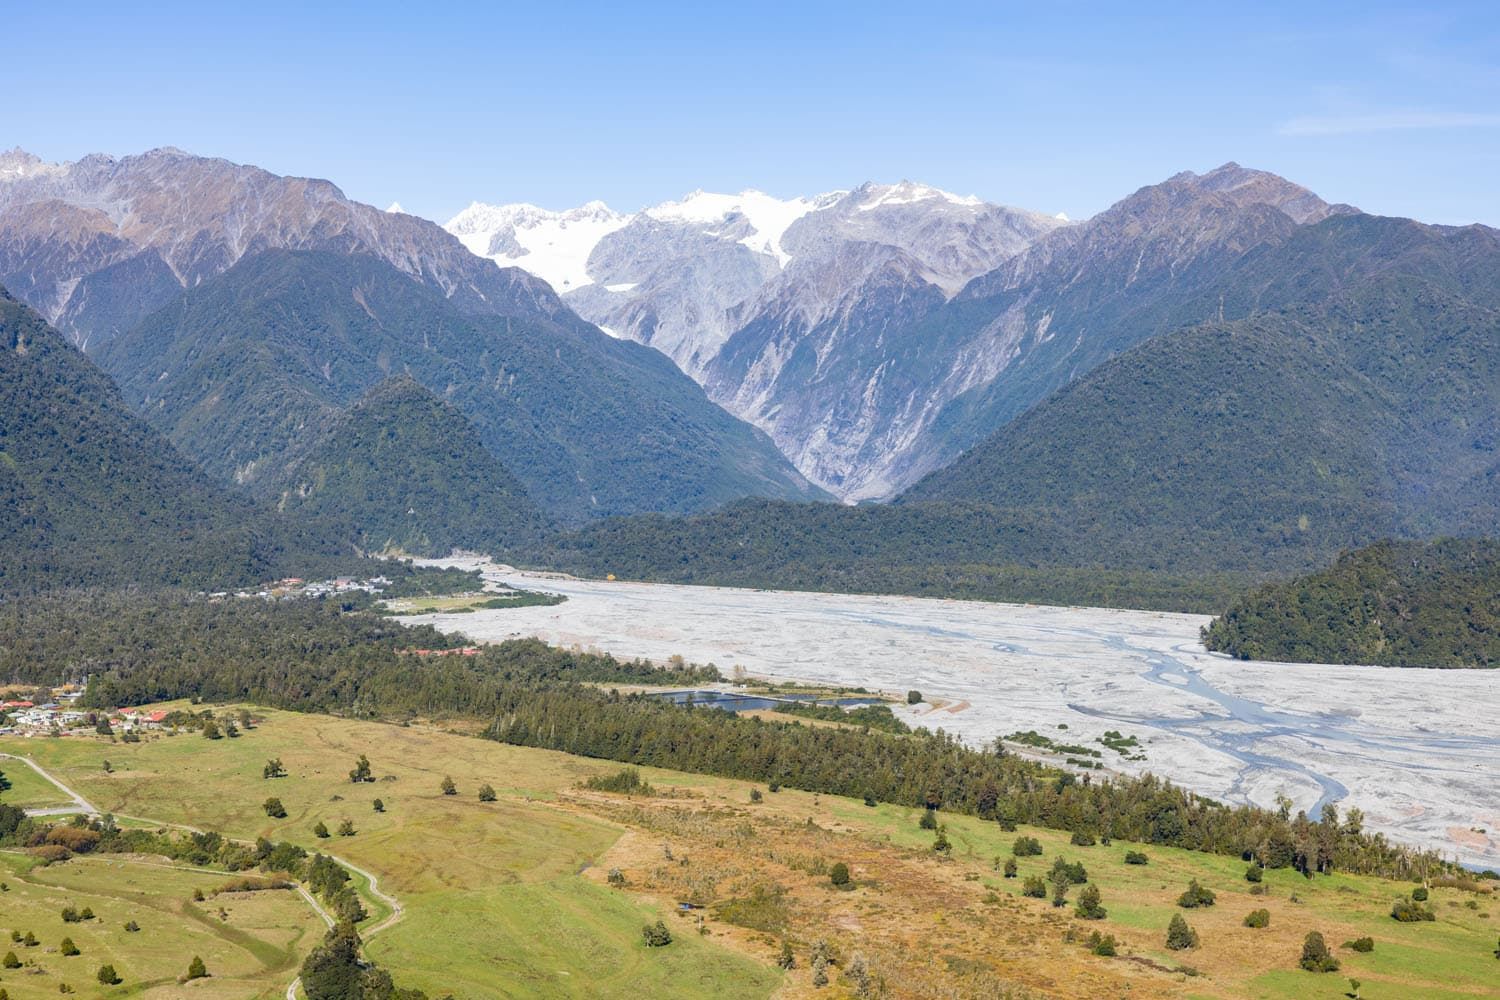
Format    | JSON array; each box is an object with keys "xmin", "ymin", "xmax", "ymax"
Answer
[
  {"xmin": 1202, "ymin": 538, "xmax": 1500, "ymax": 667},
  {"xmin": 96, "ymin": 249, "xmax": 826, "ymax": 524},
  {"xmin": 904, "ymin": 216, "xmax": 1500, "ymax": 573},
  {"xmin": 0, "ymin": 284, "xmax": 362, "ymax": 593},
  {"xmin": 272, "ymin": 376, "xmax": 549, "ymax": 556}
]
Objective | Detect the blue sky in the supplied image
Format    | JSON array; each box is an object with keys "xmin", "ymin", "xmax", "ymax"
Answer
[{"xmin": 9, "ymin": 2, "xmax": 1500, "ymax": 225}]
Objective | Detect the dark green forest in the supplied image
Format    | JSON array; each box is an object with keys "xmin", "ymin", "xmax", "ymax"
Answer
[
  {"xmin": 0, "ymin": 591, "xmax": 1455, "ymax": 882},
  {"xmin": 1202, "ymin": 538, "xmax": 1500, "ymax": 667},
  {"xmin": 272, "ymin": 375, "xmax": 550, "ymax": 556}
]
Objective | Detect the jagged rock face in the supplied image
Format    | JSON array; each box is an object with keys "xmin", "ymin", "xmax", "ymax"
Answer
[
  {"xmin": 0, "ymin": 147, "xmax": 565, "ymax": 348},
  {"xmin": 448, "ymin": 181, "xmax": 1065, "ymax": 495}
]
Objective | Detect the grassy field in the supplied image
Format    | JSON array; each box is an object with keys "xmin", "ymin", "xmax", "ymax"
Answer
[
  {"xmin": 0, "ymin": 850, "xmax": 323, "ymax": 999},
  {"xmin": 2, "ymin": 709, "xmax": 1496, "ymax": 999},
  {"xmin": 0, "ymin": 756, "xmax": 73, "ymax": 810}
]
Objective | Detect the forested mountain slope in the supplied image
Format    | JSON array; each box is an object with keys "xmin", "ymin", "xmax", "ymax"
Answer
[
  {"xmin": 0, "ymin": 285, "xmax": 361, "ymax": 592},
  {"xmin": 271, "ymin": 376, "xmax": 549, "ymax": 557},
  {"xmin": 1202, "ymin": 538, "xmax": 1500, "ymax": 667},
  {"xmin": 97, "ymin": 250, "xmax": 826, "ymax": 524}
]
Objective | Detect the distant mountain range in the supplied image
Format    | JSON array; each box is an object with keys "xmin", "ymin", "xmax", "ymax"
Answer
[
  {"xmin": 447, "ymin": 182, "xmax": 1065, "ymax": 497},
  {"xmin": 7, "ymin": 144, "xmax": 1500, "ymax": 610}
]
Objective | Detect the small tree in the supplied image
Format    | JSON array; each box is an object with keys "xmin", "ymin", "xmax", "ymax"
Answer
[
  {"xmin": 60, "ymin": 936, "xmax": 79, "ymax": 956},
  {"xmin": 1070, "ymin": 829, "xmax": 1096, "ymax": 847},
  {"xmin": 1003, "ymin": 857, "xmax": 1018, "ymax": 878},
  {"xmin": 777, "ymin": 939, "xmax": 795, "ymax": 969},
  {"xmin": 313, "ymin": 821, "xmax": 330, "ymax": 838},
  {"xmin": 202, "ymin": 719, "xmax": 221, "ymax": 740},
  {"xmin": 1245, "ymin": 863, "xmax": 1263, "ymax": 883},
  {"xmin": 101, "ymin": 759, "xmax": 113, "ymax": 772},
  {"xmin": 123, "ymin": 921, "xmax": 140, "ymax": 933},
  {"xmin": 1075, "ymin": 884, "xmax": 1106, "ymax": 919},
  {"xmin": 1021, "ymin": 875, "xmax": 1047, "ymax": 898},
  {"xmin": 263, "ymin": 758, "xmax": 286, "ymax": 779},
  {"xmin": 2, "ymin": 951, "xmax": 19, "ymax": 968},
  {"xmin": 263, "ymin": 797, "xmax": 287, "ymax": 818},
  {"xmin": 1244, "ymin": 908, "xmax": 1270, "ymax": 928},
  {"xmin": 1088, "ymin": 931, "xmax": 1117, "ymax": 956},
  {"xmin": 907, "ymin": 690, "xmax": 922, "ymax": 704},
  {"xmin": 1177, "ymin": 879, "xmax": 1216, "ymax": 908},
  {"xmin": 1411, "ymin": 886, "xmax": 1429, "ymax": 902},
  {"xmin": 919, "ymin": 808, "xmax": 938, "ymax": 831},
  {"xmin": 1124, "ymin": 850, "xmax": 1148, "ymax": 865},
  {"xmin": 933, "ymin": 829, "xmax": 951, "ymax": 854},
  {"xmin": 1166, "ymin": 914, "xmax": 1199, "ymax": 950},
  {"xmin": 349, "ymin": 755, "xmax": 373, "ymax": 783},
  {"xmin": 478, "ymin": 784, "xmax": 497, "ymax": 802},
  {"xmin": 1299, "ymin": 931, "xmax": 1340, "ymax": 973},
  {"xmin": 749, "ymin": 789, "xmax": 763, "ymax": 803},
  {"xmin": 337, "ymin": 819, "xmax": 356, "ymax": 837},
  {"xmin": 97, "ymin": 964, "xmax": 120, "ymax": 985},
  {"xmin": 1049, "ymin": 871, "xmax": 1070, "ymax": 908},
  {"xmin": 440, "ymin": 776, "xmax": 457, "ymax": 796},
  {"xmin": 641, "ymin": 920, "xmax": 672, "ymax": 947},
  {"xmin": 1012, "ymin": 835, "xmax": 1043, "ymax": 857},
  {"xmin": 829, "ymin": 862, "xmax": 851, "ymax": 888},
  {"xmin": 23, "ymin": 932, "xmax": 36, "ymax": 946},
  {"xmin": 372, "ymin": 798, "xmax": 385, "ymax": 813},
  {"xmin": 185, "ymin": 955, "xmax": 208, "ymax": 980}
]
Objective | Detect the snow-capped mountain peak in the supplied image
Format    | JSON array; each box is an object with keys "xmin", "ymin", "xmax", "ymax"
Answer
[
  {"xmin": 445, "ymin": 199, "xmax": 630, "ymax": 292},
  {"xmin": 852, "ymin": 180, "xmax": 983, "ymax": 212},
  {"xmin": 643, "ymin": 188, "xmax": 844, "ymax": 266}
]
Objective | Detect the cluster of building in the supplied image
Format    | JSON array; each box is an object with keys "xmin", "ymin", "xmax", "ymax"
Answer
[
  {"xmin": 219, "ymin": 575, "xmax": 392, "ymax": 601},
  {"xmin": 0, "ymin": 686, "xmax": 168, "ymax": 736}
]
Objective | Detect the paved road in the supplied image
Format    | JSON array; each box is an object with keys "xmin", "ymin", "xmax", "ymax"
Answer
[{"xmin": 0, "ymin": 750, "xmax": 400, "ymax": 1000}]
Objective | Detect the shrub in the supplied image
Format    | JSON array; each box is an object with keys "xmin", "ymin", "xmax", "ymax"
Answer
[
  {"xmin": 2, "ymin": 951, "xmax": 19, "ymax": 968},
  {"xmin": 1343, "ymin": 937, "xmax": 1374, "ymax": 953},
  {"xmin": 607, "ymin": 868, "xmax": 626, "ymax": 887},
  {"xmin": 919, "ymin": 809, "xmax": 938, "ymax": 830},
  {"xmin": 1166, "ymin": 914, "xmax": 1199, "ymax": 950},
  {"xmin": 907, "ymin": 690, "xmax": 922, "ymax": 704},
  {"xmin": 478, "ymin": 784, "xmax": 497, "ymax": 802},
  {"xmin": 1088, "ymin": 931, "xmax": 1117, "ymax": 956},
  {"xmin": 1412, "ymin": 886, "xmax": 1429, "ymax": 901},
  {"xmin": 61, "ymin": 906, "xmax": 82, "ymax": 922},
  {"xmin": 1070, "ymin": 830, "xmax": 1096, "ymax": 847},
  {"xmin": 313, "ymin": 821, "xmax": 330, "ymax": 839},
  {"xmin": 97, "ymin": 964, "xmax": 120, "ymax": 985},
  {"xmin": 1022, "ymin": 875, "xmax": 1047, "ymax": 898},
  {"xmin": 1299, "ymin": 931, "xmax": 1340, "ymax": 973},
  {"xmin": 440, "ymin": 776, "xmax": 457, "ymax": 795},
  {"xmin": 584, "ymin": 769, "xmax": 653, "ymax": 795},
  {"xmin": 829, "ymin": 862, "xmax": 851, "ymax": 888},
  {"xmin": 863, "ymin": 794, "xmax": 876, "ymax": 807},
  {"xmin": 1013, "ymin": 836, "xmax": 1043, "ymax": 857},
  {"xmin": 1124, "ymin": 850, "xmax": 1148, "ymax": 865},
  {"xmin": 184, "ymin": 955, "xmax": 208, "ymax": 980},
  {"xmin": 336, "ymin": 819, "xmax": 355, "ymax": 837},
  {"xmin": 1050, "ymin": 857, "xmax": 1088, "ymax": 885},
  {"xmin": 1075, "ymin": 884, "xmax": 1106, "ymax": 919},
  {"xmin": 1391, "ymin": 899, "xmax": 1436, "ymax": 922},
  {"xmin": 933, "ymin": 829, "xmax": 951, "ymax": 854},
  {"xmin": 263, "ymin": 797, "xmax": 286, "ymax": 818},
  {"xmin": 1177, "ymin": 879, "xmax": 1216, "ymax": 908},
  {"xmin": 348, "ymin": 755, "xmax": 373, "ymax": 783},
  {"xmin": 1243, "ymin": 908, "xmax": 1270, "ymax": 928},
  {"xmin": 777, "ymin": 940, "xmax": 795, "ymax": 969},
  {"xmin": 1003, "ymin": 858, "xmax": 1018, "ymax": 878},
  {"xmin": 749, "ymin": 789, "xmax": 762, "ymax": 803},
  {"xmin": 123, "ymin": 921, "xmax": 139, "ymax": 933},
  {"xmin": 641, "ymin": 920, "xmax": 672, "ymax": 947},
  {"xmin": 1245, "ymin": 864, "xmax": 1263, "ymax": 883},
  {"xmin": 372, "ymin": 799, "xmax": 384, "ymax": 813},
  {"xmin": 60, "ymin": 936, "xmax": 79, "ymax": 956}
]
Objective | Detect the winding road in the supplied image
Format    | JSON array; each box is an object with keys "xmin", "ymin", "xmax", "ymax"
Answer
[{"xmin": 0, "ymin": 751, "xmax": 402, "ymax": 1000}]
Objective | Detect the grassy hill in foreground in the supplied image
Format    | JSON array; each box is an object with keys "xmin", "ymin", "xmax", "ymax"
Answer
[
  {"xmin": 5, "ymin": 707, "xmax": 1497, "ymax": 999},
  {"xmin": 271, "ymin": 375, "xmax": 550, "ymax": 557},
  {"xmin": 1202, "ymin": 538, "xmax": 1500, "ymax": 667}
]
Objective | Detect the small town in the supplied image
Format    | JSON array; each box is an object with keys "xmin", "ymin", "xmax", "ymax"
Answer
[{"xmin": 0, "ymin": 685, "xmax": 170, "ymax": 737}]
